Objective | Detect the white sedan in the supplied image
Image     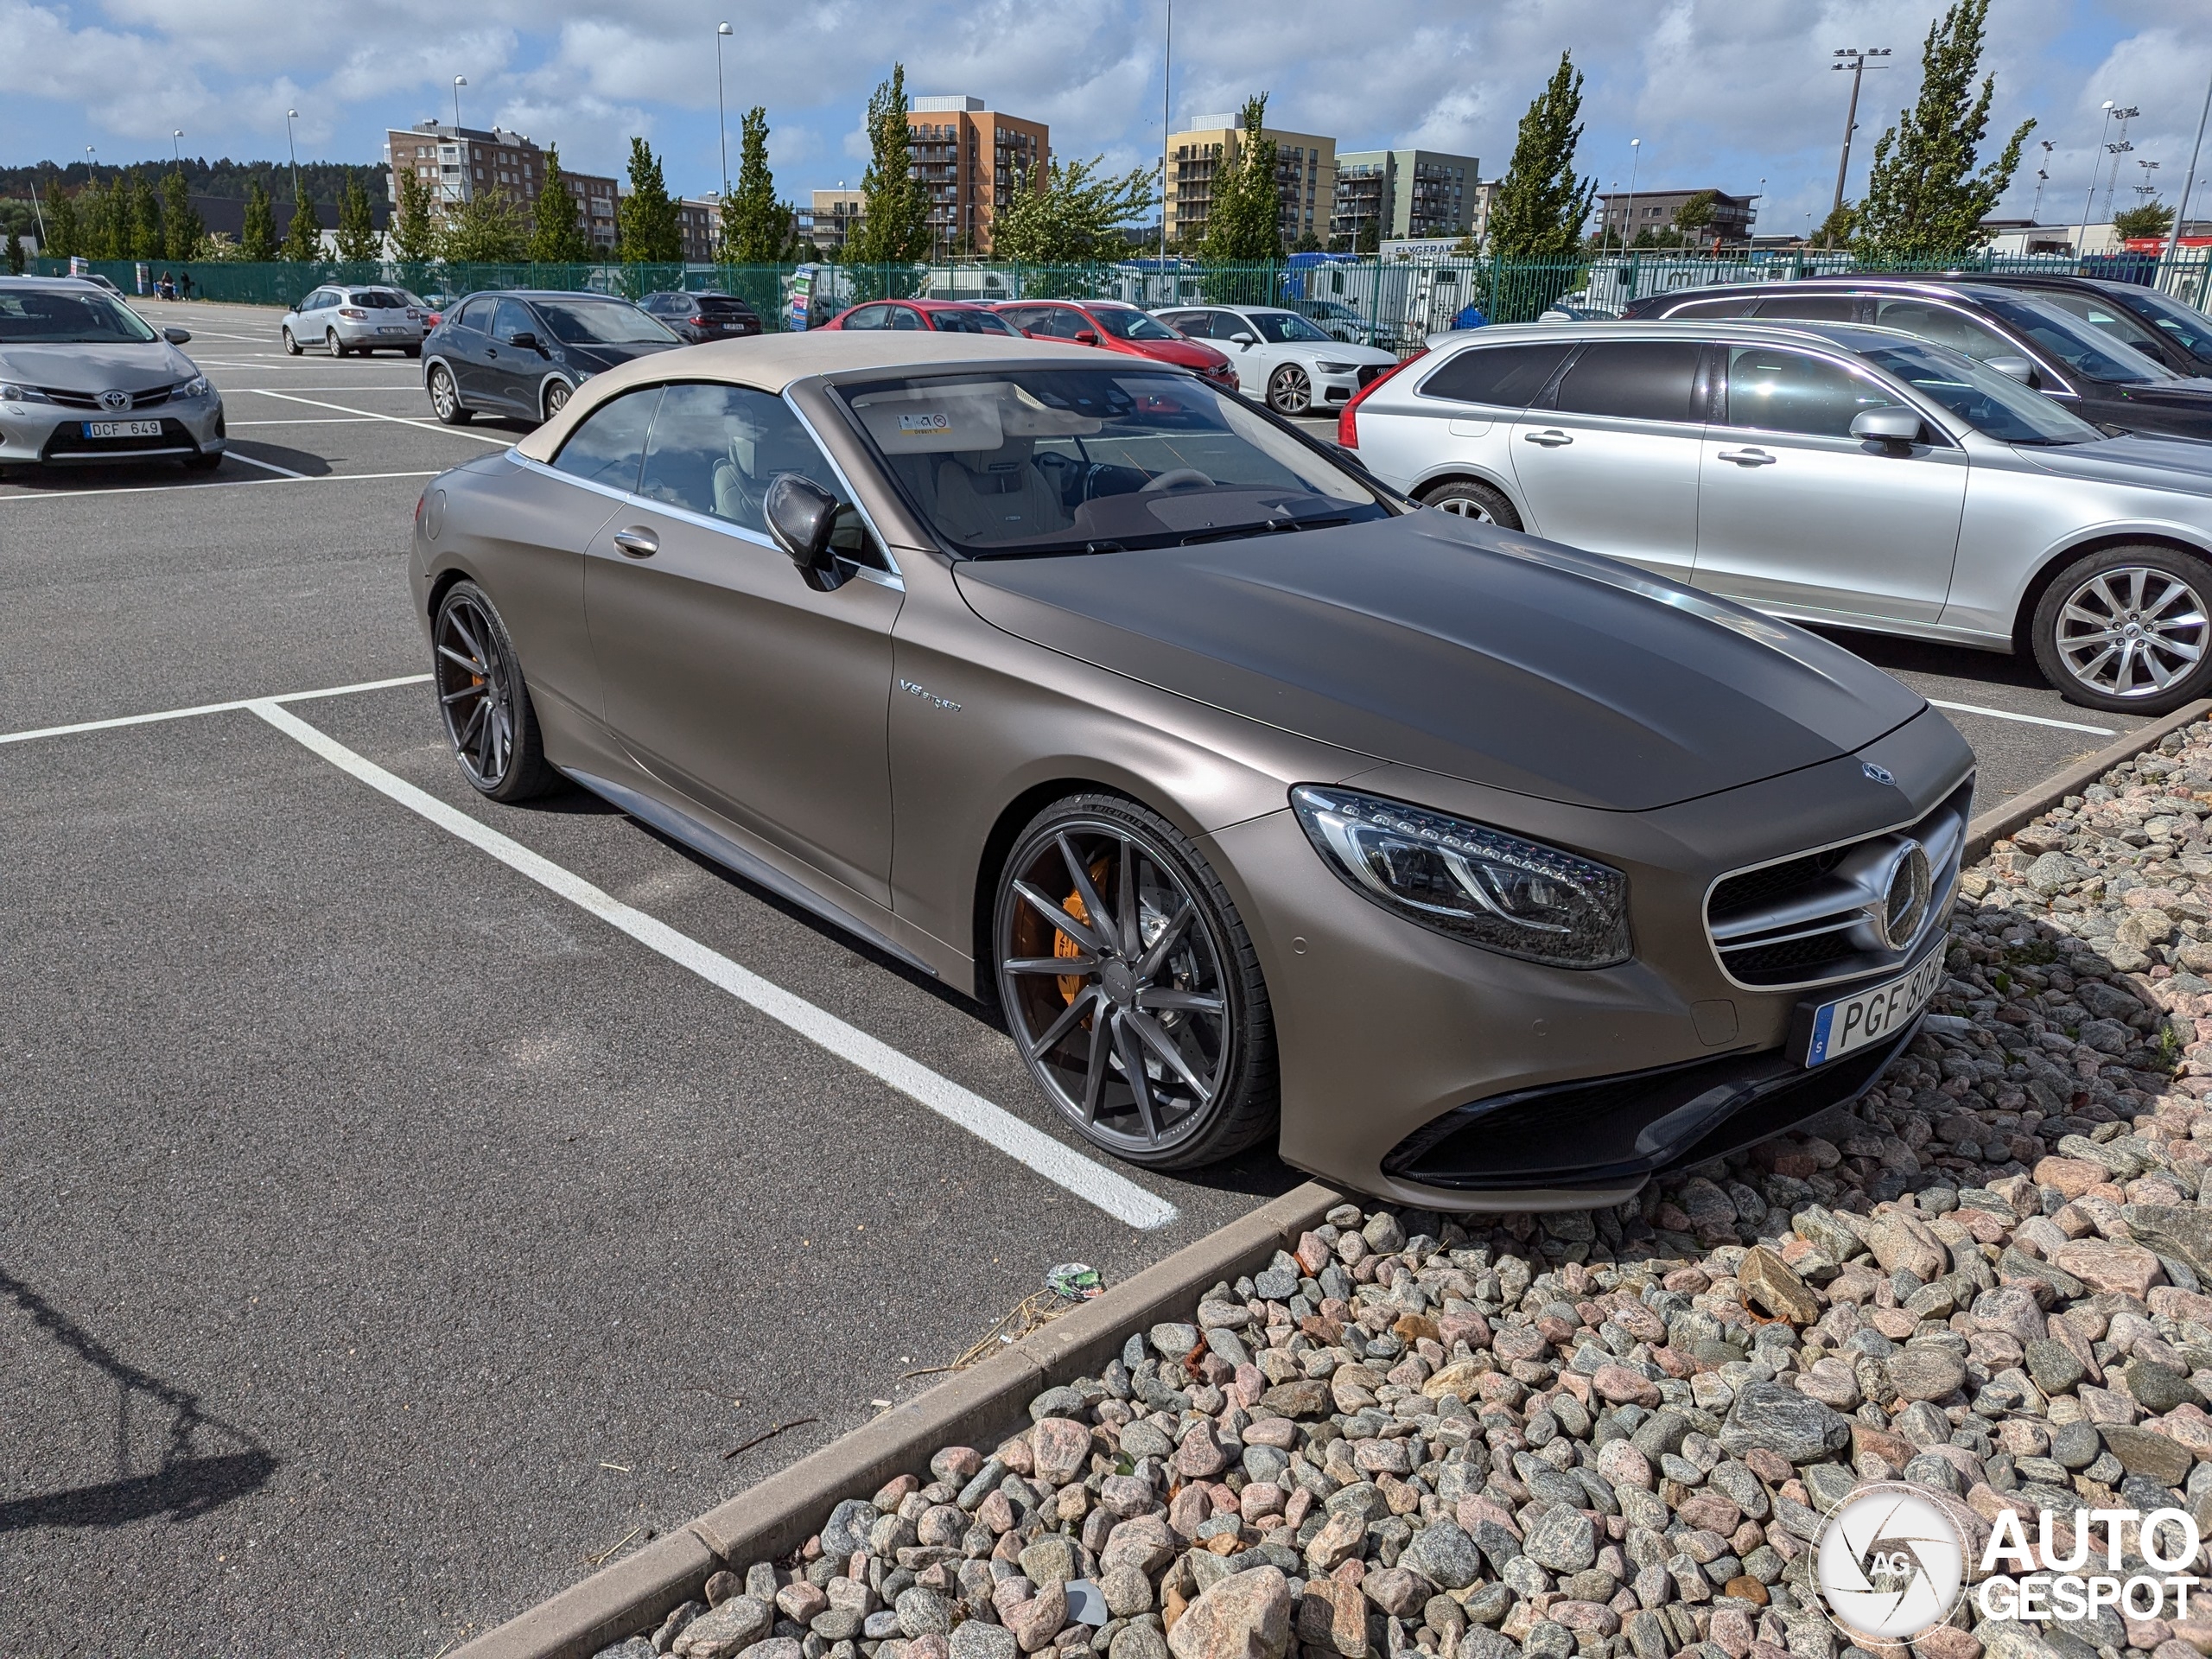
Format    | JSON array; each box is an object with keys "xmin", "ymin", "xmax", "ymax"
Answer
[{"xmin": 1154, "ymin": 304, "xmax": 1401, "ymax": 416}]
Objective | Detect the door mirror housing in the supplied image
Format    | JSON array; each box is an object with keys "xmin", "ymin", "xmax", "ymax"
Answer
[
  {"xmin": 1230, "ymin": 332, "xmax": 1256, "ymax": 347},
  {"xmin": 1074, "ymin": 330, "xmax": 1099, "ymax": 346},
  {"xmin": 162, "ymin": 327, "xmax": 192, "ymax": 345},
  {"xmin": 1986, "ymin": 354, "xmax": 2037, "ymax": 385},
  {"xmin": 1850, "ymin": 406, "xmax": 1923, "ymax": 446},
  {"xmin": 764, "ymin": 473, "xmax": 845, "ymax": 589},
  {"xmin": 509, "ymin": 331, "xmax": 542, "ymax": 352}
]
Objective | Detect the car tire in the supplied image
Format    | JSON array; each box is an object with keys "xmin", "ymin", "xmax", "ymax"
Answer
[
  {"xmin": 1266, "ymin": 364, "xmax": 1313, "ymax": 416},
  {"xmin": 542, "ymin": 379, "xmax": 572, "ymax": 421},
  {"xmin": 993, "ymin": 792, "xmax": 1278, "ymax": 1171},
  {"xmin": 403, "ymin": 345, "xmax": 422, "ymax": 359},
  {"xmin": 326, "ymin": 328, "xmax": 346, "ymax": 359},
  {"xmin": 432, "ymin": 581, "xmax": 556, "ymax": 803},
  {"xmin": 428, "ymin": 365, "xmax": 474, "ymax": 425},
  {"xmin": 2031, "ymin": 543, "xmax": 2212, "ymax": 715},
  {"xmin": 282, "ymin": 327, "xmax": 302, "ymax": 356},
  {"xmin": 1421, "ymin": 478, "xmax": 1522, "ymax": 531}
]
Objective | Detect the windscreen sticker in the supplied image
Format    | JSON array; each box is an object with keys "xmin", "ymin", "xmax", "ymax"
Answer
[{"xmin": 899, "ymin": 411, "xmax": 950, "ymax": 433}]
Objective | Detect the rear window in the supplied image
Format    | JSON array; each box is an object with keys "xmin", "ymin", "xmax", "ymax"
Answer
[
  {"xmin": 1665, "ymin": 296, "xmax": 1758, "ymax": 319},
  {"xmin": 1549, "ymin": 340, "xmax": 1701, "ymax": 423},
  {"xmin": 698, "ymin": 296, "xmax": 755, "ymax": 315},
  {"xmin": 1418, "ymin": 341, "xmax": 1573, "ymax": 408},
  {"xmin": 349, "ymin": 290, "xmax": 404, "ymax": 308}
]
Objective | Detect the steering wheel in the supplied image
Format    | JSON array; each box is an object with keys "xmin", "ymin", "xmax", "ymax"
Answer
[{"xmin": 1141, "ymin": 467, "xmax": 1215, "ymax": 493}]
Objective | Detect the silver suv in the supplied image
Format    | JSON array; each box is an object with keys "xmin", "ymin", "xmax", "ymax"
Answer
[
  {"xmin": 282, "ymin": 286, "xmax": 429, "ymax": 358},
  {"xmin": 1346, "ymin": 318, "xmax": 2212, "ymax": 715}
]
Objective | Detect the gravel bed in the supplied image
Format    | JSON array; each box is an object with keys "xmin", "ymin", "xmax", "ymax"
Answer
[{"xmin": 598, "ymin": 721, "xmax": 2212, "ymax": 1659}]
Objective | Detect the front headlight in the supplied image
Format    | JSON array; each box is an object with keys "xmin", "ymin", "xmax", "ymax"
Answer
[
  {"xmin": 0, "ymin": 382, "xmax": 53, "ymax": 404},
  {"xmin": 181, "ymin": 376, "xmax": 211, "ymax": 400},
  {"xmin": 1315, "ymin": 360, "xmax": 1358, "ymax": 374},
  {"xmin": 1291, "ymin": 785, "xmax": 1630, "ymax": 969}
]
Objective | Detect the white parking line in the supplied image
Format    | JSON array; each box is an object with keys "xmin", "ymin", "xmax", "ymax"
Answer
[
  {"xmin": 242, "ymin": 388, "xmax": 512, "ymax": 446},
  {"xmin": 228, "ymin": 417, "xmax": 391, "ymax": 427},
  {"xmin": 229, "ymin": 385, "xmax": 429, "ymax": 393},
  {"xmin": 0, "ymin": 468, "xmax": 439, "ymax": 505},
  {"xmin": 222, "ymin": 450, "xmax": 310, "ymax": 480},
  {"xmin": 1927, "ymin": 699, "xmax": 2117, "ymax": 736},
  {"xmin": 247, "ymin": 698, "xmax": 1179, "ymax": 1231},
  {"xmin": 0, "ymin": 673, "xmax": 432, "ymax": 747}
]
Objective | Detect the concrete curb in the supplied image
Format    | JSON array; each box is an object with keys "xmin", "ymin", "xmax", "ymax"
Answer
[
  {"xmin": 451, "ymin": 1180, "xmax": 1344, "ymax": 1659},
  {"xmin": 1961, "ymin": 697, "xmax": 2212, "ymax": 864}
]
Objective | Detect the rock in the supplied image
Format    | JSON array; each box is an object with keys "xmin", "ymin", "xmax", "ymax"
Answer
[
  {"xmin": 733, "ymin": 1643, "xmax": 803, "ymax": 1659},
  {"xmin": 1738, "ymin": 1247, "xmax": 1820, "ymax": 1325},
  {"xmin": 2054, "ymin": 1239, "xmax": 2164, "ymax": 1298},
  {"xmin": 2126, "ymin": 1205, "xmax": 2212, "ymax": 1281},
  {"xmin": 895, "ymin": 1591, "xmax": 951, "ymax": 1639},
  {"xmin": 1865, "ymin": 1215, "xmax": 1946, "ymax": 1283},
  {"xmin": 1591, "ymin": 1364, "xmax": 1662, "ymax": 1408},
  {"xmin": 2025, "ymin": 1340, "xmax": 2088, "ymax": 1397},
  {"xmin": 1719, "ymin": 1381, "xmax": 1852, "ymax": 1464},
  {"xmin": 820, "ymin": 1498, "xmax": 879, "ymax": 1560},
  {"xmin": 1005, "ymin": 1583, "xmax": 1068, "ymax": 1653},
  {"xmin": 676, "ymin": 1599, "xmax": 776, "ymax": 1659},
  {"xmin": 1257, "ymin": 1381, "xmax": 1330, "ymax": 1420},
  {"xmin": 1102, "ymin": 1567, "xmax": 1154, "ymax": 1619},
  {"xmin": 2101, "ymin": 1425, "xmax": 2195, "ymax": 1487},
  {"xmin": 952, "ymin": 1624, "xmax": 1021, "ymax": 1659},
  {"xmin": 1362, "ymin": 1568, "xmax": 1433, "ymax": 1618},
  {"xmin": 1020, "ymin": 1536, "xmax": 1077, "ymax": 1589},
  {"xmin": 2126, "ymin": 1359, "xmax": 2202, "ymax": 1415},
  {"xmin": 1523, "ymin": 1507, "xmax": 1597, "ymax": 1573},
  {"xmin": 1296, "ymin": 1580, "xmax": 1369, "ymax": 1659},
  {"xmin": 1165, "ymin": 1566, "xmax": 1293, "ymax": 1659},
  {"xmin": 777, "ymin": 1584, "xmax": 830, "ymax": 1624},
  {"xmin": 2050, "ymin": 1421, "xmax": 2103, "ymax": 1471},
  {"xmin": 1887, "ymin": 1346, "xmax": 1969, "ymax": 1402},
  {"xmin": 1150, "ymin": 1323, "xmax": 1200, "ymax": 1359},
  {"xmin": 1111, "ymin": 1627, "xmax": 1170, "ymax": 1659},
  {"xmin": 1032, "ymin": 1418, "xmax": 1092, "ymax": 1485},
  {"xmin": 1400, "ymin": 1521, "xmax": 1484, "ymax": 1590}
]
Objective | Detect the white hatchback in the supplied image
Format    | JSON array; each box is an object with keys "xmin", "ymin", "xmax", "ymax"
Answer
[{"xmin": 1154, "ymin": 304, "xmax": 1400, "ymax": 416}]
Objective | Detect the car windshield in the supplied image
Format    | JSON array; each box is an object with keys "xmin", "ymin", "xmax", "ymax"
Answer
[
  {"xmin": 1090, "ymin": 307, "xmax": 1178, "ymax": 341},
  {"xmin": 533, "ymin": 300, "xmax": 680, "ymax": 345},
  {"xmin": 1859, "ymin": 341, "xmax": 2105, "ymax": 445},
  {"xmin": 928, "ymin": 309, "xmax": 1014, "ymax": 334},
  {"xmin": 2124, "ymin": 289, "xmax": 2212, "ymax": 359},
  {"xmin": 1249, "ymin": 311, "xmax": 1332, "ymax": 344},
  {"xmin": 0, "ymin": 289, "xmax": 160, "ymax": 344},
  {"xmin": 349, "ymin": 289, "xmax": 406, "ymax": 308},
  {"xmin": 838, "ymin": 367, "xmax": 1391, "ymax": 557},
  {"xmin": 1974, "ymin": 293, "xmax": 2180, "ymax": 383}
]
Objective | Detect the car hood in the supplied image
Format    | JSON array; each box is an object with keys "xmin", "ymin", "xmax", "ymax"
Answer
[
  {"xmin": 1127, "ymin": 338, "xmax": 1231, "ymax": 371},
  {"xmin": 0, "ymin": 340, "xmax": 197, "ymax": 391},
  {"xmin": 1300, "ymin": 341, "xmax": 1399, "ymax": 365},
  {"xmin": 954, "ymin": 511, "xmax": 1924, "ymax": 812},
  {"xmin": 2016, "ymin": 432, "xmax": 2212, "ymax": 499}
]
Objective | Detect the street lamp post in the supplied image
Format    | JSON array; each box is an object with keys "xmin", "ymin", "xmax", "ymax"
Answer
[
  {"xmin": 1160, "ymin": 0, "xmax": 1172, "ymax": 270},
  {"xmin": 453, "ymin": 76, "xmax": 467, "ymax": 130},
  {"xmin": 2101, "ymin": 105, "xmax": 2142, "ymax": 224},
  {"xmin": 2082, "ymin": 100, "xmax": 2118, "ymax": 255},
  {"xmin": 1830, "ymin": 48, "xmax": 1891, "ymax": 221},
  {"xmin": 172, "ymin": 130, "xmax": 184, "ymax": 168},
  {"xmin": 1624, "ymin": 138, "xmax": 1641, "ymax": 252},
  {"xmin": 2030, "ymin": 138, "xmax": 2055, "ymax": 219},
  {"xmin": 286, "ymin": 108, "xmax": 303, "ymax": 233},
  {"xmin": 715, "ymin": 22, "xmax": 734, "ymax": 200},
  {"xmin": 2167, "ymin": 62, "xmax": 2212, "ymax": 270}
]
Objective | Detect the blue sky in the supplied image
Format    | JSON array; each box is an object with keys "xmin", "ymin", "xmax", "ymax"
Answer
[{"xmin": 1, "ymin": 0, "xmax": 2206, "ymax": 234}]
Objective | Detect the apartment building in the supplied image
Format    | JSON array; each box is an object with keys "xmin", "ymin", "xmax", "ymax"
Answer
[
  {"xmin": 904, "ymin": 94, "xmax": 1047, "ymax": 255},
  {"xmin": 1330, "ymin": 149, "xmax": 1481, "ymax": 245},
  {"xmin": 677, "ymin": 197, "xmax": 723, "ymax": 263},
  {"xmin": 810, "ymin": 188, "xmax": 865, "ymax": 255},
  {"xmin": 1166, "ymin": 115, "xmax": 1335, "ymax": 248},
  {"xmin": 1596, "ymin": 186, "xmax": 1758, "ymax": 245},
  {"xmin": 383, "ymin": 120, "xmax": 620, "ymax": 251}
]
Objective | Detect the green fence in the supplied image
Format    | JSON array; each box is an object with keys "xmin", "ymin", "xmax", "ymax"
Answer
[{"xmin": 35, "ymin": 248, "xmax": 2212, "ymax": 349}]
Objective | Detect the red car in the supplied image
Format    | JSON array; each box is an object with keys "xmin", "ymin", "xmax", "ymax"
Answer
[
  {"xmin": 817, "ymin": 298, "xmax": 1017, "ymax": 335},
  {"xmin": 991, "ymin": 299, "xmax": 1241, "ymax": 391}
]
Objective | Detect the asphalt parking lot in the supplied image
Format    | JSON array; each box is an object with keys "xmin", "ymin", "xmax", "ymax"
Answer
[{"xmin": 0, "ymin": 296, "xmax": 2154, "ymax": 1654}]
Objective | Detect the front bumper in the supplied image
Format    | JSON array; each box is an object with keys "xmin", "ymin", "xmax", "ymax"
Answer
[{"xmin": 0, "ymin": 397, "xmax": 226, "ymax": 466}]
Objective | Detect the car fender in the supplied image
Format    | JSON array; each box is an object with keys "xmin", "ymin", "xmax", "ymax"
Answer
[
  {"xmin": 422, "ymin": 351, "xmax": 467, "ymax": 404},
  {"xmin": 1404, "ymin": 460, "xmax": 1526, "ymax": 518},
  {"xmin": 536, "ymin": 372, "xmax": 575, "ymax": 418},
  {"xmin": 1947, "ymin": 511, "xmax": 2212, "ymax": 642}
]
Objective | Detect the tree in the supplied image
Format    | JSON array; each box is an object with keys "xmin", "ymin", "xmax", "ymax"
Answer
[
  {"xmin": 530, "ymin": 147, "xmax": 592, "ymax": 264},
  {"xmin": 2114, "ymin": 200, "xmax": 2176, "ymax": 240},
  {"xmin": 124, "ymin": 171, "xmax": 162, "ymax": 258},
  {"xmin": 1814, "ymin": 200, "xmax": 1858, "ymax": 249},
  {"xmin": 1853, "ymin": 0, "xmax": 2033, "ymax": 259},
  {"xmin": 1200, "ymin": 95, "xmax": 1284, "ymax": 264},
  {"xmin": 161, "ymin": 169, "xmax": 204, "ymax": 261},
  {"xmin": 281, "ymin": 188, "xmax": 323, "ymax": 261},
  {"xmin": 45, "ymin": 189, "xmax": 79, "ymax": 258},
  {"xmin": 240, "ymin": 181, "xmax": 277, "ymax": 261},
  {"xmin": 848, "ymin": 64, "xmax": 931, "ymax": 266},
  {"xmin": 990, "ymin": 155, "xmax": 1156, "ymax": 264},
  {"xmin": 1489, "ymin": 53, "xmax": 1599, "ymax": 258},
  {"xmin": 5, "ymin": 228, "xmax": 22, "ymax": 275},
  {"xmin": 78, "ymin": 175, "xmax": 116, "ymax": 259},
  {"xmin": 391, "ymin": 168, "xmax": 437, "ymax": 262},
  {"xmin": 617, "ymin": 137, "xmax": 682, "ymax": 263},
  {"xmin": 1671, "ymin": 190, "xmax": 1719, "ymax": 241},
  {"xmin": 438, "ymin": 190, "xmax": 526, "ymax": 263},
  {"xmin": 721, "ymin": 107, "xmax": 795, "ymax": 264},
  {"xmin": 334, "ymin": 175, "xmax": 381, "ymax": 261}
]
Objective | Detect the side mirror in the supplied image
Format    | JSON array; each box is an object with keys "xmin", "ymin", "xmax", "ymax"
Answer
[
  {"xmin": 1986, "ymin": 354, "xmax": 2037, "ymax": 386},
  {"xmin": 162, "ymin": 327, "xmax": 192, "ymax": 345},
  {"xmin": 509, "ymin": 331, "xmax": 542, "ymax": 352},
  {"xmin": 764, "ymin": 473, "xmax": 844, "ymax": 588},
  {"xmin": 1850, "ymin": 407, "xmax": 1923, "ymax": 445},
  {"xmin": 1074, "ymin": 330, "xmax": 1099, "ymax": 346},
  {"xmin": 1230, "ymin": 332, "xmax": 1256, "ymax": 347}
]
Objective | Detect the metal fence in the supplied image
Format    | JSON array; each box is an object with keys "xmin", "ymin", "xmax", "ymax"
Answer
[{"xmin": 35, "ymin": 248, "xmax": 2212, "ymax": 352}]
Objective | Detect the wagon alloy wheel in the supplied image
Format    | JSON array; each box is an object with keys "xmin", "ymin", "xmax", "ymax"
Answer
[
  {"xmin": 1435, "ymin": 496, "xmax": 1492, "ymax": 521},
  {"xmin": 1420, "ymin": 478, "xmax": 1522, "ymax": 531},
  {"xmin": 2054, "ymin": 565, "xmax": 2207, "ymax": 700},
  {"xmin": 995, "ymin": 801, "xmax": 1277, "ymax": 1168},
  {"xmin": 1267, "ymin": 364, "xmax": 1313, "ymax": 416},
  {"xmin": 282, "ymin": 327, "xmax": 301, "ymax": 356},
  {"xmin": 430, "ymin": 583, "xmax": 552, "ymax": 801},
  {"xmin": 326, "ymin": 327, "xmax": 344, "ymax": 358}
]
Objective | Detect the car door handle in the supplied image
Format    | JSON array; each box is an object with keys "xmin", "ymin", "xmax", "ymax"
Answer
[
  {"xmin": 613, "ymin": 527, "xmax": 659, "ymax": 559},
  {"xmin": 1522, "ymin": 429, "xmax": 1573, "ymax": 447},
  {"xmin": 1715, "ymin": 448, "xmax": 1777, "ymax": 466}
]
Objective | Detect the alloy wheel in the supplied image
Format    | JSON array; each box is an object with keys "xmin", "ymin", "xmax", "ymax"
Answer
[
  {"xmin": 2052, "ymin": 564, "xmax": 2209, "ymax": 701},
  {"xmin": 429, "ymin": 368, "xmax": 458, "ymax": 421},
  {"xmin": 434, "ymin": 592, "xmax": 516, "ymax": 789},
  {"xmin": 1268, "ymin": 365, "xmax": 1312, "ymax": 416},
  {"xmin": 282, "ymin": 327, "xmax": 299, "ymax": 356},
  {"xmin": 1435, "ymin": 495, "xmax": 1495, "ymax": 524},
  {"xmin": 326, "ymin": 328, "xmax": 342, "ymax": 358},
  {"xmin": 997, "ymin": 821, "xmax": 1234, "ymax": 1155},
  {"xmin": 543, "ymin": 380, "xmax": 570, "ymax": 419}
]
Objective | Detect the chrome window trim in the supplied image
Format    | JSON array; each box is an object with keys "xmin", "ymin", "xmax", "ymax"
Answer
[
  {"xmin": 1844, "ymin": 291, "xmax": 2078, "ymax": 400},
  {"xmin": 1698, "ymin": 772, "xmax": 1973, "ymax": 994}
]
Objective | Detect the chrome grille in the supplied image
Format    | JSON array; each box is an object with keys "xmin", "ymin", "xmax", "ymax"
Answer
[
  {"xmin": 1705, "ymin": 778, "xmax": 1972, "ymax": 990},
  {"xmin": 34, "ymin": 382, "xmax": 181, "ymax": 410}
]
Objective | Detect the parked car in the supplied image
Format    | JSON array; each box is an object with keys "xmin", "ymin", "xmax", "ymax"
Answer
[
  {"xmin": 990, "ymin": 298, "xmax": 1240, "ymax": 391},
  {"xmin": 422, "ymin": 291, "xmax": 683, "ymax": 425},
  {"xmin": 1344, "ymin": 316, "xmax": 2212, "ymax": 714},
  {"xmin": 282, "ymin": 284, "xmax": 432, "ymax": 357},
  {"xmin": 0, "ymin": 276, "xmax": 224, "ymax": 475},
  {"xmin": 1285, "ymin": 297, "xmax": 1397, "ymax": 349},
  {"xmin": 1153, "ymin": 304, "xmax": 1401, "ymax": 415},
  {"xmin": 1621, "ymin": 277, "xmax": 2212, "ymax": 442},
  {"xmin": 817, "ymin": 298, "xmax": 1015, "ymax": 335},
  {"xmin": 1910, "ymin": 273, "xmax": 2212, "ymax": 378},
  {"xmin": 73, "ymin": 273, "xmax": 125, "ymax": 298},
  {"xmin": 639, "ymin": 290, "xmax": 763, "ymax": 344},
  {"xmin": 409, "ymin": 328, "xmax": 1972, "ymax": 1202}
]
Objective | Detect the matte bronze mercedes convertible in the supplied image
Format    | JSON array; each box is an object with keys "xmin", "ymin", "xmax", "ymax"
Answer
[{"xmin": 410, "ymin": 332, "xmax": 1973, "ymax": 1209}]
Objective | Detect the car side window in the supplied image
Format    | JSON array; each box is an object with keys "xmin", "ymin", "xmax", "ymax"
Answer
[
  {"xmin": 455, "ymin": 298, "xmax": 493, "ymax": 333},
  {"xmin": 1549, "ymin": 341, "xmax": 1701, "ymax": 423},
  {"xmin": 1161, "ymin": 312, "xmax": 1213, "ymax": 338},
  {"xmin": 1418, "ymin": 341, "xmax": 1574, "ymax": 408},
  {"xmin": 634, "ymin": 383, "xmax": 884, "ymax": 568},
  {"xmin": 493, "ymin": 300, "xmax": 537, "ymax": 343},
  {"xmin": 887, "ymin": 307, "xmax": 927, "ymax": 331},
  {"xmin": 1665, "ymin": 296, "xmax": 1758, "ymax": 319},
  {"xmin": 1722, "ymin": 346, "xmax": 1897, "ymax": 438},
  {"xmin": 1750, "ymin": 295, "xmax": 1859, "ymax": 323},
  {"xmin": 2030, "ymin": 289, "xmax": 2171, "ymax": 357},
  {"xmin": 1869, "ymin": 299, "xmax": 2012, "ymax": 361},
  {"xmin": 1026, "ymin": 308, "xmax": 1088, "ymax": 340},
  {"xmin": 550, "ymin": 386, "xmax": 663, "ymax": 493},
  {"xmin": 842, "ymin": 305, "xmax": 889, "ymax": 331}
]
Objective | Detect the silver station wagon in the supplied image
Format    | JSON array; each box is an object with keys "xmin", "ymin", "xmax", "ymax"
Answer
[{"xmin": 1346, "ymin": 320, "xmax": 2212, "ymax": 715}]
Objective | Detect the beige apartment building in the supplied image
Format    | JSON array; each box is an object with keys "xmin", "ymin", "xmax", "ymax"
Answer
[
  {"xmin": 904, "ymin": 94, "xmax": 1047, "ymax": 255},
  {"xmin": 1166, "ymin": 115, "xmax": 1335, "ymax": 248},
  {"xmin": 810, "ymin": 189, "xmax": 866, "ymax": 255},
  {"xmin": 384, "ymin": 120, "xmax": 620, "ymax": 251}
]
